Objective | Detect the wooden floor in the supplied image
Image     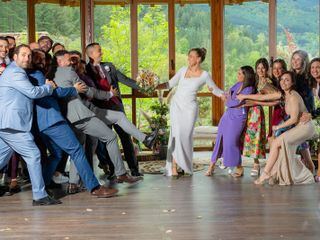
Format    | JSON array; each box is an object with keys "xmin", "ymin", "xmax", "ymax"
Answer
[{"xmin": 1, "ymin": 167, "xmax": 320, "ymax": 240}]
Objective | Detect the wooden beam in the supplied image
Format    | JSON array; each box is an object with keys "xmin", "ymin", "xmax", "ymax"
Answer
[
  {"xmin": 27, "ymin": 0, "xmax": 36, "ymax": 43},
  {"xmin": 211, "ymin": 0, "xmax": 224, "ymax": 125},
  {"xmin": 269, "ymin": 0, "xmax": 276, "ymax": 59},
  {"xmin": 168, "ymin": 0, "xmax": 175, "ymax": 78},
  {"xmin": 80, "ymin": 0, "xmax": 94, "ymax": 59},
  {"xmin": 131, "ymin": 0, "xmax": 138, "ymax": 125}
]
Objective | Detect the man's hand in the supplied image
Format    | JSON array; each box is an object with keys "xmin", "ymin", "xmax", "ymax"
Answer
[
  {"xmin": 110, "ymin": 86, "xmax": 119, "ymax": 97},
  {"xmin": 299, "ymin": 112, "xmax": 312, "ymax": 124},
  {"xmin": 46, "ymin": 79, "xmax": 57, "ymax": 89},
  {"xmin": 74, "ymin": 82, "xmax": 88, "ymax": 93}
]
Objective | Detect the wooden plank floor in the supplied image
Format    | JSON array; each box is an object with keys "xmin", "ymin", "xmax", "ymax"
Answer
[{"xmin": 1, "ymin": 167, "xmax": 320, "ymax": 240}]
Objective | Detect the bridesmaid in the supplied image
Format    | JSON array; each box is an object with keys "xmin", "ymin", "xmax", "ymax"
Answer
[
  {"xmin": 290, "ymin": 50, "xmax": 315, "ymax": 174},
  {"xmin": 205, "ymin": 66, "xmax": 256, "ymax": 177},
  {"xmin": 251, "ymin": 71, "xmax": 315, "ymax": 185},
  {"xmin": 309, "ymin": 58, "xmax": 320, "ymax": 181},
  {"xmin": 242, "ymin": 58, "xmax": 271, "ymax": 177},
  {"xmin": 157, "ymin": 48, "xmax": 226, "ymax": 177}
]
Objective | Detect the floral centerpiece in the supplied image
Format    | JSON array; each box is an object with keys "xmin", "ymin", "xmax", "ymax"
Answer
[{"xmin": 136, "ymin": 69, "xmax": 159, "ymax": 96}]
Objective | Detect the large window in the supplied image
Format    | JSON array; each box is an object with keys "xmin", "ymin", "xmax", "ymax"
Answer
[
  {"xmin": 175, "ymin": 3, "xmax": 213, "ymax": 127},
  {"xmin": 0, "ymin": 0, "xmax": 27, "ymax": 44},
  {"xmin": 224, "ymin": 1, "xmax": 269, "ymax": 90},
  {"xmin": 137, "ymin": 4, "xmax": 169, "ymax": 132},
  {"xmin": 94, "ymin": 4, "xmax": 133, "ymax": 120},
  {"xmin": 276, "ymin": 0, "xmax": 320, "ymax": 61},
  {"xmin": 35, "ymin": 3, "xmax": 81, "ymax": 51}
]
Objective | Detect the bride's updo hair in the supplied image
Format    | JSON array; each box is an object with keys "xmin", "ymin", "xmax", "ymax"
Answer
[{"xmin": 188, "ymin": 47, "xmax": 207, "ymax": 63}]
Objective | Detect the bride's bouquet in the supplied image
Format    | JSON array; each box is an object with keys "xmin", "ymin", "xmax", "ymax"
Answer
[{"xmin": 136, "ymin": 69, "xmax": 159, "ymax": 96}]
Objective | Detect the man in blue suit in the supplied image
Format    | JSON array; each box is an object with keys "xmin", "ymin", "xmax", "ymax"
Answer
[
  {"xmin": 0, "ymin": 44, "xmax": 60, "ymax": 206},
  {"xmin": 28, "ymin": 49, "xmax": 118, "ymax": 198}
]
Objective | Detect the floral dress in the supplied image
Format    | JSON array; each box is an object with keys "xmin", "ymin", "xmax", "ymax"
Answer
[{"xmin": 242, "ymin": 78, "xmax": 273, "ymax": 160}]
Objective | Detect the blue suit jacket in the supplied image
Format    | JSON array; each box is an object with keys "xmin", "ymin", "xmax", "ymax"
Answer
[
  {"xmin": 27, "ymin": 69, "xmax": 77, "ymax": 132},
  {"xmin": 0, "ymin": 62, "xmax": 53, "ymax": 132}
]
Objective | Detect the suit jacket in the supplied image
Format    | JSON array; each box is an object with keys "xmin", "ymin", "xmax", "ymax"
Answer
[
  {"xmin": 28, "ymin": 69, "xmax": 77, "ymax": 132},
  {"xmin": 0, "ymin": 62, "xmax": 53, "ymax": 132},
  {"xmin": 86, "ymin": 62, "xmax": 140, "ymax": 112},
  {"xmin": 53, "ymin": 66, "xmax": 112, "ymax": 124}
]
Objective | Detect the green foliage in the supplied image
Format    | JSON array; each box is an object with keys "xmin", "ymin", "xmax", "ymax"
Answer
[{"xmin": 150, "ymin": 99, "xmax": 169, "ymax": 146}]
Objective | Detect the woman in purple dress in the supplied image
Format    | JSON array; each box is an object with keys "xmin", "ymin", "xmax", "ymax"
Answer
[{"xmin": 205, "ymin": 66, "xmax": 256, "ymax": 177}]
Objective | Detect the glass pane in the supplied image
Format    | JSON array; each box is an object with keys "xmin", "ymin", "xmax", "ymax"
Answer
[
  {"xmin": 224, "ymin": 1, "xmax": 269, "ymax": 90},
  {"xmin": 276, "ymin": 0, "xmax": 320, "ymax": 61},
  {"xmin": 196, "ymin": 96, "xmax": 212, "ymax": 127},
  {"xmin": 136, "ymin": 98, "xmax": 159, "ymax": 132},
  {"xmin": 122, "ymin": 98, "xmax": 132, "ymax": 122},
  {"xmin": 35, "ymin": 3, "xmax": 81, "ymax": 51},
  {"xmin": 138, "ymin": 4, "xmax": 169, "ymax": 83},
  {"xmin": 0, "ymin": 0, "xmax": 28, "ymax": 44},
  {"xmin": 94, "ymin": 5, "xmax": 132, "ymax": 94},
  {"xmin": 175, "ymin": 4, "xmax": 212, "ymax": 93}
]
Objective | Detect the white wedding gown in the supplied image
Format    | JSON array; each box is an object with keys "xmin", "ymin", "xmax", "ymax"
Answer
[{"xmin": 165, "ymin": 66, "xmax": 224, "ymax": 176}]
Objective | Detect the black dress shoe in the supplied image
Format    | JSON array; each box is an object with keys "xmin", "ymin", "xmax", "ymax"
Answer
[
  {"xmin": 32, "ymin": 196, "xmax": 62, "ymax": 206},
  {"xmin": 143, "ymin": 128, "xmax": 159, "ymax": 149},
  {"xmin": 0, "ymin": 185, "xmax": 10, "ymax": 197},
  {"xmin": 131, "ymin": 171, "xmax": 144, "ymax": 177}
]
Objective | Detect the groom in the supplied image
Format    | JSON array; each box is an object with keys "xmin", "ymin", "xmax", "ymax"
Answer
[{"xmin": 85, "ymin": 43, "xmax": 144, "ymax": 177}]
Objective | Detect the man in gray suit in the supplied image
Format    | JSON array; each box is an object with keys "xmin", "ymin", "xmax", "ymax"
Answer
[
  {"xmin": 53, "ymin": 50, "xmax": 154, "ymax": 183},
  {"xmin": 0, "ymin": 44, "xmax": 60, "ymax": 205}
]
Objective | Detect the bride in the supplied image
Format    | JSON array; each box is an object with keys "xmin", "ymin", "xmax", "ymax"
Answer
[{"xmin": 157, "ymin": 48, "xmax": 226, "ymax": 177}]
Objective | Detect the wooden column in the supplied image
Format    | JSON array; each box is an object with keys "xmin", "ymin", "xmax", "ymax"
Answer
[
  {"xmin": 269, "ymin": 0, "xmax": 277, "ymax": 60},
  {"xmin": 211, "ymin": 0, "xmax": 224, "ymax": 125},
  {"xmin": 80, "ymin": 0, "xmax": 94, "ymax": 59},
  {"xmin": 131, "ymin": 0, "xmax": 138, "ymax": 125},
  {"xmin": 168, "ymin": 0, "xmax": 175, "ymax": 78},
  {"xmin": 268, "ymin": 0, "xmax": 277, "ymax": 132},
  {"xmin": 27, "ymin": 0, "xmax": 36, "ymax": 43}
]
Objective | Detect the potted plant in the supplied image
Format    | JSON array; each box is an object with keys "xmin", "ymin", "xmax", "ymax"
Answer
[{"xmin": 140, "ymin": 90, "xmax": 169, "ymax": 159}]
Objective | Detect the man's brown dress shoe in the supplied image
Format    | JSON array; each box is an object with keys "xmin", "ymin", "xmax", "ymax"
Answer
[
  {"xmin": 91, "ymin": 186, "xmax": 118, "ymax": 198},
  {"xmin": 116, "ymin": 174, "xmax": 143, "ymax": 184}
]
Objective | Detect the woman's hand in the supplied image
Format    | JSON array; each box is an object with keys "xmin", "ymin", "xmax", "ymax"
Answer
[
  {"xmin": 299, "ymin": 112, "xmax": 312, "ymax": 124},
  {"xmin": 237, "ymin": 94, "xmax": 246, "ymax": 101}
]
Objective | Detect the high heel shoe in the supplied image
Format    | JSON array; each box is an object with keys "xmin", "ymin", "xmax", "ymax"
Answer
[
  {"xmin": 250, "ymin": 163, "xmax": 260, "ymax": 177},
  {"xmin": 254, "ymin": 171, "xmax": 271, "ymax": 185},
  {"xmin": 232, "ymin": 166, "xmax": 244, "ymax": 178},
  {"xmin": 205, "ymin": 164, "xmax": 215, "ymax": 176}
]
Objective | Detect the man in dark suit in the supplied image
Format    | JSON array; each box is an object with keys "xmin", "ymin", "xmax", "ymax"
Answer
[{"xmin": 85, "ymin": 43, "xmax": 144, "ymax": 177}]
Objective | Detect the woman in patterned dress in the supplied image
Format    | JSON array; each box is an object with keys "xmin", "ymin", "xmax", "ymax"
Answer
[{"xmin": 242, "ymin": 58, "xmax": 272, "ymax": 177}]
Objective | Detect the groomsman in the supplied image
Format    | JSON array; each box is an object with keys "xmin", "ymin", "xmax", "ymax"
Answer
[
  {"xmin": 0, "ymin": 44, "xmax": 60, "ymax": 206},
  {"xmin": 52, "ymin": 50, "xmax": 151, "ymax": 183},
  {"xmin": 85, "ymin": 43, "xmax": 145, "ymax": 177},
  {"xmin": 28, "ymin": 49, "xmax": 118, "ymax": 198}
]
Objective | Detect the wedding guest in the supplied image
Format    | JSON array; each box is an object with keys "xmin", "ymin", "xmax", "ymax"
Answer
[
  {"xmin": 205, "ymin": 66, "xmax": 255, "ymax": 176},
  {"xmin": 0, "ymin": 44, "xmax": 61, "ymax": 205},
  {"xmin": 308, "ymin": 58, "xmax": 320, "ymax": 181},
  {"xmin": 85, "ymin": 43, "xmax": 145, "ymax": 177},
  {"xmin": 0, "ymin": 37, "xmax": 9, "ymax": 75},
  {"xmin": 242, "ymin": 58, "xmax": 270, "ymax": 177},
  {"xmin": 52, "ymin": 43, "xmax": 65, "ymax": 55},
  {"xmin": 5, "ymin": 36, "xmax": 16, "ymax": 61},
  {"xmin": 290, "ymin": 50, "xmax": 315, "ymax": 173},
  {"xmin": 157, "ymin": 48, "xmax": 226, "ymax": 177},
  {"xmin": 38, "ymin": 36, "xmax": 54, "ymax": 73},
  {"xmin": 28, "ymin": 49, "xmax": 118, "ymax": 198},
  {"xmin": 251, "ymin": 72, "xmax": 315, "ymax": 185},
  {"xmin": 52, "ymin": 50, "xmax": 149, "ymax": 184},
  {"xmin": 29, "ymin": 42, "xmax": 40, "ymax": 50}
]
